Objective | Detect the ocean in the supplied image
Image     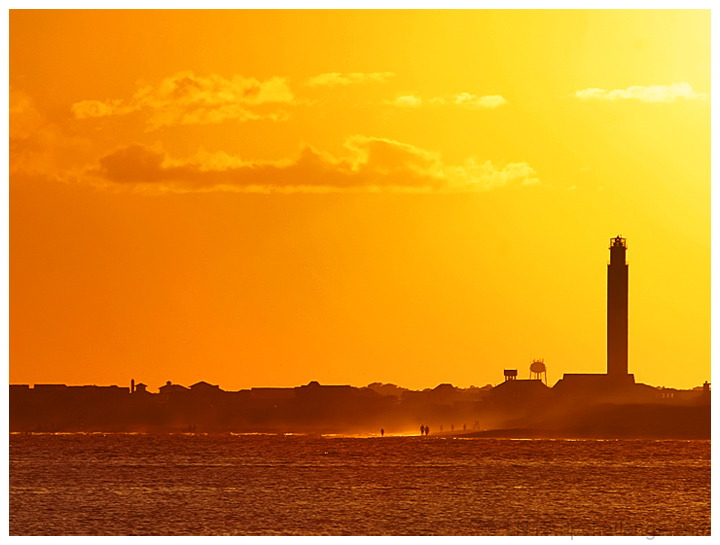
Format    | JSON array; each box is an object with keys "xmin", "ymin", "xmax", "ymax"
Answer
[{"xmin": 9, "ymin": 433, "xmax": 710, "ymax": 536}]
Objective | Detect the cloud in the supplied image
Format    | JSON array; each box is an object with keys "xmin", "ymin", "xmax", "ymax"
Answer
[
  {"xmin": 89, "ymin": 136, "xmax": 538, "ymax": 194},
  {"xmin": 390, "ymin": 95, "xmax": 423, "ymax": 108},
  {"xmin": 10, "ymin": 88, "xmax": 89, "ymax": 176},
  {"xmin": 10, "ymin": 88, "xmax": 50, "ymax": 174},
  {"xmin": 575, "ymin": 82, "xmax": 706, "ymax": 103},
  {"xmin": 72, "ymin": 99, "xmax": 136, "ymax": 119},
  {"xmin": 305, "ymin": 72, "xmax": 395, "ymax": 87},
  {"xmin": 391, "ymin": 93, "xmax": 507, "ymax": 110},
  {"xmin": 71, "ymin": 71, "xmax": 294, "ymax": 130},
  {"xmin": 10, "ymin": 87, "xmax": 45, "ymax": 140},
  {"xmin": 451, "ymin": 93, "xmax": 507, "ymax": 109}
]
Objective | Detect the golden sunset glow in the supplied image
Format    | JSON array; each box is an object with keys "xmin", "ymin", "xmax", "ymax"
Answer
[{"xmin": 10, "ymin": 10, "xmax": 709, "ymax": 390}]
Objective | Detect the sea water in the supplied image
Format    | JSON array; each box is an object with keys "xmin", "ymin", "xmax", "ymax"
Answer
[{"xmin": 9, "ymin": 433, "xmax": 710, "ymax": 536}]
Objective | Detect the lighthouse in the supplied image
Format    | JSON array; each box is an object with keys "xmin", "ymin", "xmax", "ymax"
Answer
[
  {"xmin": 607, "ymin": 235, "xmax": 629, "ymax": 376},
  {"xmin": 518, "ymin": 235, "xmax": 636, "ymax": 399}
]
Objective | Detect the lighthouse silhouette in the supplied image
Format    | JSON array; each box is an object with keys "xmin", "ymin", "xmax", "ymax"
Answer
[
  {"xmin": 551, "ymin": 235, "xmax": 635, "ymax": 396},
  {"xmin": 607, "ymin": 235, "xmax": 629, "ymax": 376}
]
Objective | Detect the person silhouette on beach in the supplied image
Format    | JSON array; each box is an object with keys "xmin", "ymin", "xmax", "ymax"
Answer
[
  {"xmin": 425, "ymin": 425, "xmax": 430, "ymax": 436},
  {"xmin": 420, "ymin": 425, "xmax": 425, "ymax": 436},
  {"xmin": 380, "ymin": 428, "xmax": 384, "ymax": 437}
]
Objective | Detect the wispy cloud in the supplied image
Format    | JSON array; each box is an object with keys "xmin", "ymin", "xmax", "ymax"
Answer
[
  {"xmin": 575, "ymin": 82, "xmax": 706, "ymax": 103},
  {"xmin": 304, "ymin": 72, "xmax": 395, "ymax": 87},
  {"xmin": 390, "ymin": 95, "xmax": 423, "ymax": 108},
  {"xmin": 10, "ymin": 87, "xmax": 44, "ymax": 140},
  {"xmin": 455, "ymin": 93, "xmax": 506, "ymax": 109},
  {"xmin": 71, "ymin": 99, "xmax": 136, "ymax": 119},
  {"xmin": 88, "ymin": 136, "xmax": 538, "ymax": 194},
  {"xmin": 390, "ymin": 92, "xmax": 507, "ymax": 110},
  {"xmin": 11, "ymin": 87, "xmax": 88, "ymax": 176},
  {"xmin": 71, "ymin": 71, "xmax": 294, "ymax": 130}
]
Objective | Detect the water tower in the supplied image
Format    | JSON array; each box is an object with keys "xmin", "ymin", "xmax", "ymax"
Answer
[{"xmin": 530, "ymin": 359, "xmax": 547, "ymax": 385}]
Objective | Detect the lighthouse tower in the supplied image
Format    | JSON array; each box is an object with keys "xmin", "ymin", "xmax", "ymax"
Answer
[{"xmin": 607, "ymin": 235, "xmax": 629, "ymax": 376}]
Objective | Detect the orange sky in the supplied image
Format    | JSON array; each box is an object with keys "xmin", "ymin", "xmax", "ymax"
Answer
[{"xmin": 9, "ymin": 10, "xmax": 710, "ymax": 391}]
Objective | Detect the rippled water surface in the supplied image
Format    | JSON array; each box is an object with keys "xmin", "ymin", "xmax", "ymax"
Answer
[{"xmin": 9, "ymin": 434, "xmax": 710, "ymax": 535}]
